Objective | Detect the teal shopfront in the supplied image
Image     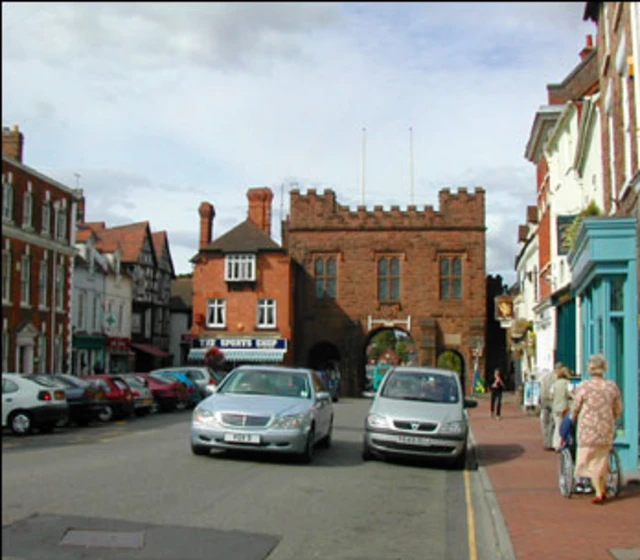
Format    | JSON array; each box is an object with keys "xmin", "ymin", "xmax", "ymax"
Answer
[{"xmin": 568, "ymin": 217, "xmax": 638, "ymax": 472}]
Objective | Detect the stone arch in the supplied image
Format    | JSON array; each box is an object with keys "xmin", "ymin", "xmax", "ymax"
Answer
[
  {"xmin": 307, "ymin": 341, "xmax": 341, "ymax": 372},
  {"xmin": 363, "ymin": 327, "xmax": 417, "ymax": 393}
]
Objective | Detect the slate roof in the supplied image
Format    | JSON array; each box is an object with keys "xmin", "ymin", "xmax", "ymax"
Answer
[
  {"xmin": 170, "ymin": 276, "xmax": 193, "ymax": 311},
  {"xmin": 199, "ymin": 218, "xmax": 283, "ymax": 254}
]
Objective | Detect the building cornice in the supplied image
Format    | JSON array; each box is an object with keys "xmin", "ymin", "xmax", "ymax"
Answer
[
  {"xmin": 2, "ymin": 223, "xmax": 78, "ymax": 256},
  {"xmin": 2, "ymin": 155, "xmax": 83, "ymax": 200},
  {"xmin": 524, "ymin": 106, "xmax": 563, "ymax": 163}
]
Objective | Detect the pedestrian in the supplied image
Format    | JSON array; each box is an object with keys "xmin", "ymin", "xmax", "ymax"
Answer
[
  {"xmin": 490, "ymin": 368, "xmax": 505, "ymax": 420},
  {"xmin": 551, "ymin": 365, "xmax": 572, "ymax": 451},
  {"xmin": 571, "ymin": 354, "xmax": 623, "ymax": 505},
  {"xmin": 539, "ymin": 365, "xmax": 559, "ymax": 450}
]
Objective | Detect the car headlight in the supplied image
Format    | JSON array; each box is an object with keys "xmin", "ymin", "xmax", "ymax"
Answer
[
  {"xmin": 271, "ymin": 413, "xmax": 310, "ymax": 430},
  {"xmin": 193, "ymin": 408, "xmax": 219, "ymax": 425},
  {"xmin": 366, "ymin": 414, "xmax": 389, "ymax": 429},
  {"xmin": 439, "ymin": 421, "xmax": 465, "ymax": 435}
]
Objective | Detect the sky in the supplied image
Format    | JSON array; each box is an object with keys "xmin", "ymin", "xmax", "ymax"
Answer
[{"xmin": 2, "ymin": 2, "xmax": 597, "ymax": 284}]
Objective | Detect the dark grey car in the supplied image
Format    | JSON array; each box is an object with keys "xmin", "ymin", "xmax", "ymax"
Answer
[{"xmin": 362, "ymin": 366, "xmax": 477, "ymax": 468}]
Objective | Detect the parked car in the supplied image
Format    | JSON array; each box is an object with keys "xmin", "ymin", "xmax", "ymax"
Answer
[
  {"xmin": 362, "ymin": 366, "xmax": 477, "ymax": 469},
  {"xmin": 119, "ymin": 374, "xmax": 155, "ymax": 417},
  {"xmin": 151, "ymin": 366, "xmax": 227, "ymax": 396},
  {"xmin": 2, "ymin": 373, "xmax": 69, "ymax": 435},
  {"xmin": 28, "ymin": 374, "xmax": 106, "ymax": 427},
  {"xmin": 151, "ymin": 370, "xmax": 202, "ymax": 408},
  {"xmin": 191, "ymin": 365, "xmax": 334, "ymax": 463},
  {"xmin": 136, "ymin": 373, "xmax": 190, "ymax": 412},
  {"xmin": 80, "ymin": 374, "xmax": 135, "ymax": 422}
]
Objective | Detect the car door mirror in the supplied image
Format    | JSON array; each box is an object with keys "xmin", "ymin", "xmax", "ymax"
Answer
[
  {"xmin": 316, "ymin": 391, "xmax": 331, "ymax": 402},
  {"xmin": 464, "ymin": 398, "xmax": 478, "ymax": 409}
]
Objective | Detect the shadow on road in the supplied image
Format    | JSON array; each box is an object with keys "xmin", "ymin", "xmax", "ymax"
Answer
[{"xmin": 473, "ymin": 443, "xmax": 525, "ymax": 466}]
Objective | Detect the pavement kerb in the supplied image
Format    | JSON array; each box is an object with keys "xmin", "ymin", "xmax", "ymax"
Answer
[{"xmin": 468, "ymin": 428, "xmax": 517, "ymax": 560}]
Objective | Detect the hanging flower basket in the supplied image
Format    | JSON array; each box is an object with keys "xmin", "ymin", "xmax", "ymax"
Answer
[{"xmin": 204, "ymin": 346, "xmax": 225, "ymax": 368}]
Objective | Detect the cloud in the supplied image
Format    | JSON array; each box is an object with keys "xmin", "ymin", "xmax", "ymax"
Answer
[{"xmin": 2, "ymin": 2, "xmax": 596, "ymax": 287}]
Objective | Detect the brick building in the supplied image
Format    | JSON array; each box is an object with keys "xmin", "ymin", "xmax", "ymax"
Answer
[
  {"xmin": 2, "ymin": 125, "xmax": 82, "ymax": 374},
  {"xmin": 283, "ymin": 187, "xmax": 487, "ymax": 396},
  {"xmin": 189, "ymin": 188, "xmax": 294, "ymax": 366}
]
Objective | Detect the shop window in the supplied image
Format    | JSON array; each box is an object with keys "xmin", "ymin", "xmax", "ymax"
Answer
[
  {"xmin": 206, "ymin": 298, "xmax": 226, "ymax": 328},
  {"xmin": 257, "ymin": 299, "xmax": 276, "ymax": 328},
  {"xmin": 610, "ymin": 277, "xmax": 624, "ymax": 311},
  {"xmin": 440, "ymin": 256, "xmax": 462, "ymax": 300},
  {"xmin": 314, "ymin": 256, "xmax": 337, "ymax": 299}
]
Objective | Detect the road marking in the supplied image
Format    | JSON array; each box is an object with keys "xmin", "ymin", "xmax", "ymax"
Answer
[{"xmin": 464, "ymin": 469, "xmax": 478, "ymax": 560}]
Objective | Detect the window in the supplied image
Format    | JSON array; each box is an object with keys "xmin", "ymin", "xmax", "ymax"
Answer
[
  {"xmin": 22, "ymin": 184, "xmax": 33, "ymax": 229},
  {"xmin": 440, "ymin": 256, "xmax": 462, "ymax": 300},
  {"xmin": 206, "ymin": 299, "xmax": 226, "ymax": 328},
  {"xmin": 257, "ymin": 299, "xmax": 276, "ymax": 328},
  {"xmin": 314, "ymin": 256, "xmax": 337, "ymax": 299},
  {"xmin": 38, "ymin": 332, "xmax": 46, "ymax": 374},
  {"xmin": 42, "ymin": 201, "xmax": 51, "ymax": 235},
  {"xmin": 93, "ymin": 295, "xmax": 101, "ymax": 331},
  {"xmin": 144, "ymin": 308, "xmax": 152, "ymax": 338},
  {"xmin": 2, "ymin": 244, "xmax": 11, "ymax": 304},
  {"xmin": 20, "ymin": 250, "xmax": 31, "ymax": 306},
  {"xmin": 377, "ymin": 256, "xmax": 401, "ymax": 302},
  {"xmin": 2, "ymin": 322, "xmax": 8, "ymax": 372},
  {"xmin": 55, "ymin": 257, "xmax": 65, "ymax": 310},
  {"xmin": 55, "ymin": 204, "xmax": 68, "ymax": 243},
  {"xmin": 39, "ymin": 253, "xmax": 48, "ymax": 308},
  {"xmin": 225, "ymin": 254, "xmax": 256, "ymax": 281},
  {"xmin": 2, "ymin": 173, "xmax": 13, "ymax": 221},
  {"xmin": 77, "ymin": 291, "xmax": 86, "ymax": 330}
]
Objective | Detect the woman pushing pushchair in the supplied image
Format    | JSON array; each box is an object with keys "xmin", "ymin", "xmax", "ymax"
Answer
[{"xmin": 557, "ymin": 354, "xmax": 623, "ymax": 503}]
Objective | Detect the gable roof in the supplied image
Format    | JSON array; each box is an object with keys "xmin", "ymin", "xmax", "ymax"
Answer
[
  {"xmin": 197, "ymin": 218, "xmax": 283, "ymax": 256},
  {"xmin": 152, "ymin": 231, "xmax": 176, "ymax": 277},
  {"xmin": 87, "ymin": 221, "xmax": 154, "ymax": 264}
]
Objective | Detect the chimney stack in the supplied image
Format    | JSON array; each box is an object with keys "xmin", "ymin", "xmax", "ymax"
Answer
[
  {"xmin": 247, "ymin": 187, "xmax": 274, "ymax": 237},
  {"xmin": 198, "ymin": 202, "xmax": 215, "ymax": 250},
  {"xmin": 2, "ymin": 124, "xmax": 24, "ymax": 162},
  {"xmin": 579, "ymin": 34, "xmax": 594, "ymax": 60},
  {"xmin": 77, "ymin": 193, "xmax": 86, "ymax": 224}
]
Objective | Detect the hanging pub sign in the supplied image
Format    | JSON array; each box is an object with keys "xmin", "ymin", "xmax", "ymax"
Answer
[
  {"xmin": 557, "ymin": 214, "xmax": 578, "ymax": 255},
  {"xmin": 495, "ymin": 295, "xmax": 514, "ymax": 322}
]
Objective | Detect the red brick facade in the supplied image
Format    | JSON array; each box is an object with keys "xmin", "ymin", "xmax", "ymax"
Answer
[
  {"xmin": 283, "ymin": 187, "xmax": 487, "ymax": 396},
  {"xmin": 2, "ymin": 127, "xmax": 81, "ymax": 374}
]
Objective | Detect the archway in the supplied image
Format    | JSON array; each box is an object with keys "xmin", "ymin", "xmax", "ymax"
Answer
[
  {"xmin": 436, "ymin": 349, "xmax": 466, "ymax": 394},
  {"xmin": 307, "ymin": 341, "xmax": 341, "ymax": 373},
  {"xmin": 363, "ymin": 327, "xmax": 417, "ymax": 394}
]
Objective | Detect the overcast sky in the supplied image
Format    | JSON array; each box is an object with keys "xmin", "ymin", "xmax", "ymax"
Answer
[{"xmin": 2, "ymin": 2, "xmax": 596, "ymax": 283}]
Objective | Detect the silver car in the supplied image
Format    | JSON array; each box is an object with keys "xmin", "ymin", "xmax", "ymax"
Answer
[
  {"xmin": 191, "ymin": 365, "xmax": 334, "ymax": 463},
  {"xmin": 362, "ymin": 366, "xmax": 477, "ymax": 468}
]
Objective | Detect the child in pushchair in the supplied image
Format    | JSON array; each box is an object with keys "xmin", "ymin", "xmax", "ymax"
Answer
[{"xmin": 558, "ymin": 410, "xmax": 593, "ymax": 494}]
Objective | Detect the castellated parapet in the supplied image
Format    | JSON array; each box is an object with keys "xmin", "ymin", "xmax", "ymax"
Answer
[{"xmin": 286, "ymin": 187, "xmax": 485, "ymax": 231}]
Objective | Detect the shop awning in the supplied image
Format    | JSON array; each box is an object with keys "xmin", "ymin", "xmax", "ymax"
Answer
[
  {"xmin": 187, "ymin": 348, "xmax": 285, "ymax": 363},
  {"xmin": 130, "ymin": 343, "xmax": 171, "ymax": 358}
]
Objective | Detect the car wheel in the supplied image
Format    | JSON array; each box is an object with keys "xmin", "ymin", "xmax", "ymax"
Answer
[
  {"xmin": 191, "ymin": 443, "xmax": 210, "ymax": 456},
  {"xmin": 298, "ymin": 427, "xmax": 315, "ymax": 464},
  {"xmin": 98, "ymin": 405, "xmax": 114, "ymax": 422},
  {"xmin": 319, "ymin": 417, "xmax": 333, "ymax": 448},
  {"xmin": 9, "ymin": 411, "xmax": 32, "ymax": 436}
]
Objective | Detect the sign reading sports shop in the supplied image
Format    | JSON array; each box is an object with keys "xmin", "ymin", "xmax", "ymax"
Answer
[{"xmin": 188, "ymin": 338, "xmax": 288, "ymax": 364}]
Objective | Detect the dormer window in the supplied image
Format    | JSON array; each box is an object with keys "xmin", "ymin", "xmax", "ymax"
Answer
[{"xmin": 225, "ymin": 254, "xmax": 256, "ymax": 282}]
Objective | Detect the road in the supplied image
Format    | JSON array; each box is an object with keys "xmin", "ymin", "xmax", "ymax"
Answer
[{"xmin": 2, "ymin": 398, "xmax": 502, "ymax": 560}]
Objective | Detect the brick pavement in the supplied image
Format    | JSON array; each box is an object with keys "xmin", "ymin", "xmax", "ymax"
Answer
[{"xmin": 469, "ymin": 393, "xmax": 640, "ymax": 560}]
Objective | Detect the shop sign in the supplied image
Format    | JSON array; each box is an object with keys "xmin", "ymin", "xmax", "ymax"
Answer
[
  {"xmin": 106, "ymin": 337, "xmax": 130, "ymax": 354},
  {"xmin": 495, "ymin": 295, "xmax": 514, "ymax": 322},
  {"xmin": 197, "ymin": 338, "xmax": 287, "ymax": 351}
]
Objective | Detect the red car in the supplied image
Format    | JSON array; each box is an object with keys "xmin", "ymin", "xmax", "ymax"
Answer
[
  {"xmin": 137, "ymin": 373, "xmax": 190, "ymax": 412},
  {"xmin": 80, "ymin": 374, "xmax": 134, "ymax": 422}
]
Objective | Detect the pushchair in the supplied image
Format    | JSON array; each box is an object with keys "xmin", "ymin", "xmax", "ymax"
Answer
[{"xmin": 557, "ymin": 415, "xmax": 622, "ymax": 498}]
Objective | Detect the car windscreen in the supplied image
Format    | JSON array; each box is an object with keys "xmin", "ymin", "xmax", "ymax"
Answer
[
  {"xmin": 381, "ymin": 372, "xmax": 459, "ymax": 403},
  {"xmin": 24, "ymin": 375, "xmax": 65, "ymax": 389},
  {"xmin": 219, "ymin": 370, "xmax": 310, "ymax": 398},
  {"xmin": 58, "ymin": 375, "xmax": 90, "ymax": 388},
  {"xmin": 121, "ymin": 376, "xmax": 143, "ymax": 388},
  {"xmin": 148, "ymin": 374, "xmax": 175, "ymax": 385}
]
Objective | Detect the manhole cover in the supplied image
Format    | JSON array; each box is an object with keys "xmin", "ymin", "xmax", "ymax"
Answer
[{"xmin": 60, "ymin": 529, "xmax": 145, "ymax": 549}]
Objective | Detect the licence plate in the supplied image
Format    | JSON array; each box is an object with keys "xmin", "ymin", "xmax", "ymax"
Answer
[
  {"xmin": 224, "ymin": 433, "xmax": 261, "ymax": 445},
  {"xmin": 397, "ymin": 435, "xmax": 431, "ymax": 446}
]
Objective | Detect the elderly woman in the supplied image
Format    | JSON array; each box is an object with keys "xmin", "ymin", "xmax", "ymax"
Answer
[
  {"xmin": 571, "ymin": 354, "xmax": 623, "ymax": 504},
  {"xmin": 551, "ymin": 366, "xmax": 571, "ymax": 451}
]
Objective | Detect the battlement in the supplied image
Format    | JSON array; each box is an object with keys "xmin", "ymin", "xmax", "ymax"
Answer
[{"xmin": 287, "ymin": 187, "xmax": 485, "ymax": 231}]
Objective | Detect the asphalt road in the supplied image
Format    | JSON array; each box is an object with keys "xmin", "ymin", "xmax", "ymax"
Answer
[{"xmin": 2, "ymin": 398, "xmax": 502, "ymax": 560}]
